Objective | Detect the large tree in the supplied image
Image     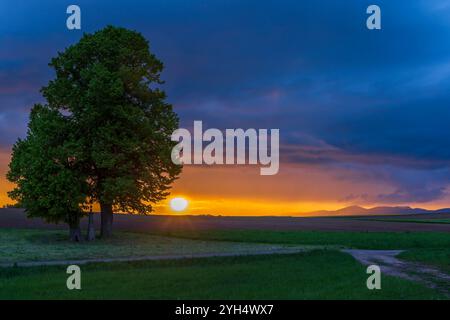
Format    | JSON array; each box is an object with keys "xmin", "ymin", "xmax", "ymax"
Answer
[
  {"xmin": 41, "ymin": 26, "xmax": 181, "ymax": 237},
  {"xmin": 7, "ymin": 105, "xmax": 88, "ymax": 241},
  {"xmin": 7, "ymin": 26, "xmax": 181, "ymax": 239}
]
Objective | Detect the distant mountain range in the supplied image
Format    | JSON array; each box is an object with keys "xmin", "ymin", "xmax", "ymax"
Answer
[{"xmin": 303, "ymin": 205, "xmax": 450, "ymax": 216}]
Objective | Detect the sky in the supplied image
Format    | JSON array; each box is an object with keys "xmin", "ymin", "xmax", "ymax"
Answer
[{"xmin": 2, "ymin": 0, "xmax": 450, "ymax": 215}]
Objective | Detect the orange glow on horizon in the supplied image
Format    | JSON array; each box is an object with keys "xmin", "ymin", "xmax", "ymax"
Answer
[
  {"xmin": 1, "ymin": 150, "xmax": 450, "ymax": 215},
  {"xmin": 0, "ymin": 151, "xmax": 13, "ymax": 207},
  {"xmin": 153, "ymin": 196, "xmax": 344, "ymax": 216}
]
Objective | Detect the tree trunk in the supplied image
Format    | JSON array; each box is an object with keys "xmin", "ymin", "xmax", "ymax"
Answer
[
  {"xmin": 100, "ymin": 202, "xmax": 113, "ymax": 238},
  {"xmin": 86, "ymin": 208, "xmax": 96, "ymax": 241},
  {"xmin": 69, "ymin": 219, "xmax": 82, "ymax": 242}
]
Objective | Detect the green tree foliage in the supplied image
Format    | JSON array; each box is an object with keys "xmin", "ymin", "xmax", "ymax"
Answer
[
  {"xmin": 43, "ymin": 26, "xmax": 181, "ymax": 237},
  {"xmin": 7, "ymin": 105, "xmax": 88, "ymax": 241},
  {"xmin": 8, "ymin": 26, "xmax": 181, "ymax": 239}
]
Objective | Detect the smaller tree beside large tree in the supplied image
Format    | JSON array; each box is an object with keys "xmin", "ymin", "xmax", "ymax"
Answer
[{"xmin": 7, "ymin": 104, "xmax": 89, "ymax": 241}]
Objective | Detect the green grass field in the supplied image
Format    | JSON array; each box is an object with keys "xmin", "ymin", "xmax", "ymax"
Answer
[
  {"xmin": 354, "ymin": 218, "xmax": 450, "ymax": 224},
  {"xmin": 0, "ymin": 228, "xmax": 319, "ymax": 264},
  {"xmin": 399, "ymin": 249, "xmax": 450, "ymax": 273},
  {"xmin": 151, "ymin": 229, "xmax": 450, "ymax": 250},
  {"xmin": 153, "ymin": 230, "xmax": 450, "ymax": 278},
  {"xmin": 152, "ymin": 230, "xmax": 450, "ymax": 276},
  {"xmin": 1, "ymin": 228, "xmax": 449, "ymax": 299},
  {"xmin": 0, "ymin": 250, "xmax": 444, "ymax": 299}
]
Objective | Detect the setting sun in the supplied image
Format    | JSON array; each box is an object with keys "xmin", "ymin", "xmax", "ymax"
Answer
[{"xmin": 169, "ymin": 197, "xmax": 189, "ymax": 212}]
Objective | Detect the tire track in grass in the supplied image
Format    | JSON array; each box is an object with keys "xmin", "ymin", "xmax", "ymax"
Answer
[
  {"xmin": 0, "ymin": 246, "xmax": 314, "ymax": 268},
  {"xmin": 343, "ymin": 249, "xmax": 450, "ymax": 297}
]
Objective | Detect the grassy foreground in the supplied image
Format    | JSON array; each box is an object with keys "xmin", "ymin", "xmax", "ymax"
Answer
[
  {"xmin": 354, "ymin": 218, "xmax": 450, "ymax": 224},
  {"xmin": 152, "ymin": 229, "xmax": 450, "ymax": 250},
  {"xmin": 399, "ymin": 249, "xmax": 450, "ymax": 273},
  {"xmin": 1, "ymin": 228, "xmax": 449, "ymax": 299},
  {"xmin": 0, "ymin": 228, "xmax": 314, "ymax": 264},
  {"xmin": 152, "ymin": 230, "xmax": 450, "ymax": 274},
  {"xmin": 0, "ymin": 250, "xmax": 444, "ymax": 300}
]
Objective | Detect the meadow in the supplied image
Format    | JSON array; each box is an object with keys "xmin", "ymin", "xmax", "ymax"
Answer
[
  {"xmin": 1, "ymin": 226, "xmax": 449, "ymax": 299},
  {"xmin": 0, "ymin": 248, "xmax": 443, "ymax": 300},
  {"xmin": 0, "ymin": 229, "xmax": 315, "ymax": 265}
]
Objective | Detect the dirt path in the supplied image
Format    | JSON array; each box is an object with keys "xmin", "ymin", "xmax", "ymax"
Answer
[
  {"xmin": 343, "ymin": 249, "xmax": 450, "ymax": 296},
  {"xmin": 0, "ymin": 246, "xmax": 309, "ymax": 268}
]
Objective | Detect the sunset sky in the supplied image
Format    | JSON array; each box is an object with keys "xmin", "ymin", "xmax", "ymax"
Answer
[{"xmin": 2, "ymin": 0, "xmax": 450, "ymax": 215}]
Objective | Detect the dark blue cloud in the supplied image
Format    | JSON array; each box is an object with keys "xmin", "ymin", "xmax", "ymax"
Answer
[{"xmin": 2, "ymin": 0, "xmax": 450, "ymax": 204}]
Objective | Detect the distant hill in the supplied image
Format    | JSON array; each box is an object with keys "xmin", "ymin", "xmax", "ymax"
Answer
[{"xmin": 304, "ymin": 205, "xmax": 450, "ymax": 216}]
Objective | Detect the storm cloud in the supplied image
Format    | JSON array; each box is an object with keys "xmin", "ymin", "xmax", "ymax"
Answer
[{"xmin": 2, "ymin": 0, "xmax": 450, "ymax": 206}]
